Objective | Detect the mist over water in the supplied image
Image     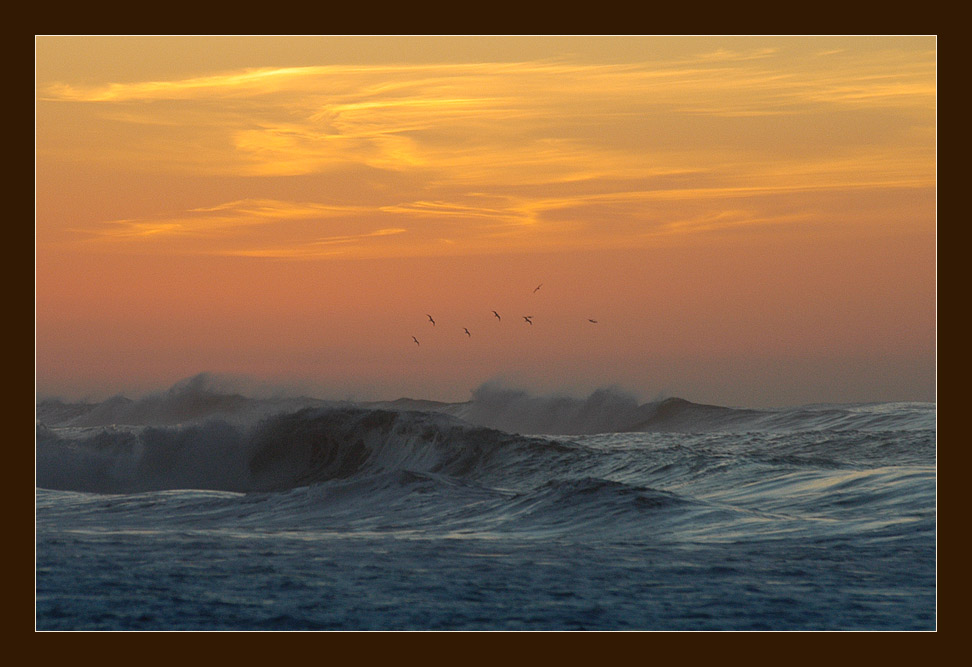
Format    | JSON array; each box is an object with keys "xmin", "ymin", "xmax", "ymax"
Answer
[{"xmin": 36, "ymin": 373, "xmax": 936, "ymax": 630}]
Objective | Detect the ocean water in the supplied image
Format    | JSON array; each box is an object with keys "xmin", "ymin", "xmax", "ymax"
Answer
[{"xmin": 35, "ymin": 378, "xmax": 936, "ymax": 630}]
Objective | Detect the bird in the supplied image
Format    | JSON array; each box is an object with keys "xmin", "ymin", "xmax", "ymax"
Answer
[
  {"xmin": 588, "ymin": 319, "xmax": 598, "ymax": 324},
  {"xmin": 427, "ymin": 314, "xmax": 436, "ymax": 326},
  {"xmin": 463, "ymin": 327, "xmax": 471, "ymax": 337},
  {"xmin": 492, "ymin": 310, "xmax": 501, "ymax": 321},
  {"xmin": 523, "ymin": 316, "xmax": 533, "ymax": 325},
  {"xmin": 533, "ymin": 283, "xmax": 542, "ymax": 293},
  {"xmin": 412, "ymin": 336, "xmax": 420, "ymax": 346}
]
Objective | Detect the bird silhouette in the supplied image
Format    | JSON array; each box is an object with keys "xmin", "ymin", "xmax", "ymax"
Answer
[
  {"xmin": 427, "ymin": 314, "xmax": 436, "ymax": 326},
  {"xmin": 523, "ymin": 316, "xmax": 533, "ymax": 325},
  {"xmin": 463, "ymin": 327, "xmax": 471, "ymax": 337},
  {"xmin": 492, "ymin": 310, "xmax": 501, "ymax": 321},
  {"xmin": 412, "ymin": 336, "xmax": 420, "ymax": 346},
  {"xmin": 588, "ymin": 319, "xmax": 598, "ymax": 324},
  {"xmin": 533, "ymin": 283, "xmax": 542, "ymax": 293}
]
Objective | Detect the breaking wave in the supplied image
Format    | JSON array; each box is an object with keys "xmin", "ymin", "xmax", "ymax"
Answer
[{"xmin": 35, "ymin": 405, "xmax": 580, "ymax": 494}]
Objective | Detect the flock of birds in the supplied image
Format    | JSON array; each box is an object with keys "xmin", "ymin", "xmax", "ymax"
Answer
[{"xmin": 411, "ymin": 282, "xmax": 597, "ymax": 346}]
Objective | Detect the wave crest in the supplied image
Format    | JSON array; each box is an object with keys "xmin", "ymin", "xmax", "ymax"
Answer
[{"xmin": 36, "ymin": 406, "xmax": 575, "ymax": 494}]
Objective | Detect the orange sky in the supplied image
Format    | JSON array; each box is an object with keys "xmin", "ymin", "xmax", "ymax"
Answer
[{"xmin": 35, "ymin": 36, "xmax": 936, "ymax": 407}]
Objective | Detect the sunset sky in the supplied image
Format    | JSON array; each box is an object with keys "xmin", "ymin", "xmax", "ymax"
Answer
[{"xmin": 35, "ymin": 36, "xmax": 936, "ymax": 407}]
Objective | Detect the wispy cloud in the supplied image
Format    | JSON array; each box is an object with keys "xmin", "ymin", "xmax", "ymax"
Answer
[
  {"xmin": 692, "ymin": 47, "xmax": 780, "ymax": 62},
  {"xmin": 41, "ymin": 53, "xmax": 935, "ymax": 177},
  {"xmin": 76, "ymin": 195, "xmax": 419, "ymax": 260},
  {"xmin": 81, "ymin": 198, "xmax": 370, "ymax": 243},
  {"xmin": 219, "ymin": 227, "xmax": 409, "ymax": 259},
  {"xmin": 186, "ymin": 199, "xmax": 361, "ymax": 219},
  {"xmin": 41, "ymin": 66, "xmax": 334, "ymax": 102},
  {"xmin": 41, "ymin": 40, "xmax": 935, "ymax": 259}
]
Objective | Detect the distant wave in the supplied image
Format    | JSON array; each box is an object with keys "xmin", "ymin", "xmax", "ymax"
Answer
[
  {"xmin": 37, "ymin": 373, "xmax": 936, "ymax": 434},
  {"xmin": 35, "ymin": 374, "xmax": 935, "ymax": 495},
  {"xmin": 398, "ymin": 383, "xmax": 935, "ymax": 435},
  {"xmin": 36, "ymin": 373, "xmax": 333, "ymax": 428}
]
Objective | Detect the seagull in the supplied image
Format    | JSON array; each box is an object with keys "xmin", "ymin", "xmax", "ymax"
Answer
[
  {"xmin": 492, "ymin": 310, "xmax": 501, "ymax": 321},
  {"xmin": 533, "ymin": 283, "xmax": 543, "ymax": 293},
  {"xmin": 427, "ymin": 314, "xmax": 436, "ymax": 326},
  {"xmin": 523, "ymin": 316, "xmax": 533, "ymax": 325},
  {"xmin": 464, "ymin": 327, "xmax": 471, "ymax": 337},
  {"xmin": 412, "ymin": 336, "xmax": 420, "ymax": 346},
  {"xmin": 588, "ymin": 319, "xmax": 598, "ymax": 324}
]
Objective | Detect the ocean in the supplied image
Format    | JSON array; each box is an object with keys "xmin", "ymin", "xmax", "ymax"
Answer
[{"xmin": 35, "ymin": 377, "xmax": 936, "ymax": 630}]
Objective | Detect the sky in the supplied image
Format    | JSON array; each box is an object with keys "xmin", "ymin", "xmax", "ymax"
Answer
[{"xmin": 34, "ymin": 36, "xmax": 937, "ymax": 407}]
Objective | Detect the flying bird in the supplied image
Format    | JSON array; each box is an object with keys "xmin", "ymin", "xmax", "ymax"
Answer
[
  {"xmin": 492, "ymin": 310, "xmax": 501, "ymax": 321},
  {"xmin": 412, "ymin": 336, "xmax": 420, "ymax": 346},
  {"xmin": 523, "ymin": 316, "xmax": 533, "ymax": 325},
  {"xmin": 464, "ymin": 328, "xmax": 471, "ymax": 337},
  {"xmin": 588, "ymin": 319, "xmax": 598, "ymax": 324},
  {"xmin": 427, "ymin": 314, "xmax": 436, "ymax": 326},
  {"xmin": 533, "ymin": 283, "xmax": 543, "ymax": 293}
]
